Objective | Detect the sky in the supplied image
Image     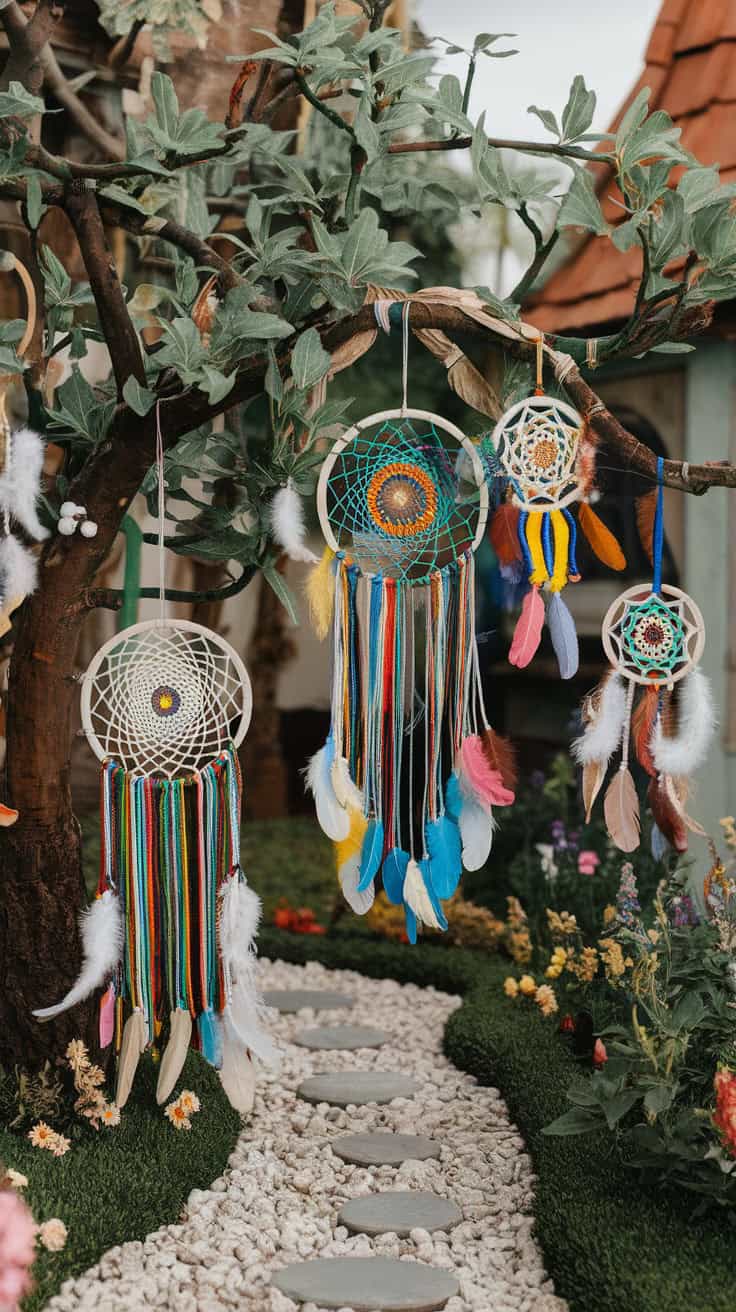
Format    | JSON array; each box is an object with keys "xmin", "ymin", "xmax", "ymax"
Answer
[{"xmin": 415, "ymin": 0, "xmax": 663, "ymax": 289}]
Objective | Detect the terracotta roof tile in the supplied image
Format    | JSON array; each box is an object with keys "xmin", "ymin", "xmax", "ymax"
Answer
[{"xmin": 530, "ymin": 0, "xmax": 736, "ymax": 331}]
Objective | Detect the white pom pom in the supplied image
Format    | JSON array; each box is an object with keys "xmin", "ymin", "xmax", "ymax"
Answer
[
  {"xmin": 58, "ymin": 516, "xmax": 77, "ymax": 536},
  {"xmin": 59, "ymin": 501, "xmax": 77, "ymax": 517},
  {"xmin": 74, "ymin": 504, "xmax": 87, "ymax": 517},
  {"xmin": 80, "ymin": 520, "xmax": 98, "ymax": 538}
]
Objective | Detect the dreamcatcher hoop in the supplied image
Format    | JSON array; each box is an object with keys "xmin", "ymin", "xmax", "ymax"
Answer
[
  {"xmin": 81, "ymin": 618, "xmax": 252, "ymax": 777},
  {"xmin": 491, "ymin": 394, "xmax": 583, "ymax": 512},
  {"xmin": 317, "ymin": 407, "xmax": 488, "ymax": 582},
  {"xmin": 601, "ymin": 583, "xmax": 705, "ymax": 689}
]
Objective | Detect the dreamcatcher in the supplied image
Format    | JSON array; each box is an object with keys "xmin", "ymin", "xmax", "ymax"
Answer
[
  {"xmin": 488, "ymin": 340, "xmax": 626, "ymax": 678},
  {"xmin": 572, "ymin": 457, "xmax": 712, "ymax": 855},
  {"xmin": 306, "ymin": 305, "xmax": 516, "ymax": 941},
  {"xmin": 34, "ymin": 408, "xmax": 275, "ymax": 1111}
]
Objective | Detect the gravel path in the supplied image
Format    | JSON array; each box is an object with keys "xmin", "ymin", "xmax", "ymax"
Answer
[{"xmin": 46, "ymin": 958, "xmax": 566, "ymax": 1312}]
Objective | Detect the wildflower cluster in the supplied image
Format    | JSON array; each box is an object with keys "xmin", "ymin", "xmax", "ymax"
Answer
[
  {"xmin": 505, "ymin": 896, "xmax": 532, "ymax": 964},
  {"xmin": 27, "ymin": 1122, "xmax": 70, "ymax": 1157},
  {"xmin": 503, "ymin": 972, "xmax": 558, "ymax": 1017},
  {"xmin": 65, "ymin": 1040, "xmax": 119, "ymax": 1130},
  {"xmin": 365, "ymin": 889, "xmax": 506, "ymax": 949},
  {"xmin": 273, "ymin": 900, "xmax": 326, "ymax": 935},
  {"xmin": 714, "ymin": 1067, "xmax": 736, "ymax": 1157},
  {"xmin": 164, "ymin": 1089, "xmax": 201, "ymax": 1131}
]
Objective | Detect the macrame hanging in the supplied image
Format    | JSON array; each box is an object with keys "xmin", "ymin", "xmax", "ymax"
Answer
[
  {"xmin": 307, "ymin": 304, "xmax": 516, "ymax": 941},
  {"xmin": 489, "ymin": 338, "xmax": 626, "ymax": 678},
  {"xmin": 33, "ymin": 406, "xmax": 275, "ymax": 1112},
  {"xmin": 572, "ymin": 456, "xmax": 712, "ymax": 855}
]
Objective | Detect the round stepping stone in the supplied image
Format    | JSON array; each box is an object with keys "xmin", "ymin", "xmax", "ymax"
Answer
[
  {"xmin": 338, "ymin": 1191, "xmax": 462, "ymax": 1238},
  {"xmin": 331, "ymin": 1132, "xmax": 441, "ymax": 1167},
  {"xmin": 262, "ymin": 988, "xmax": 354, "ymax": 1013},
  {"xmin": 297, "ymin": 1071, "xmax": 419, "ymax": 1107},
  {"xmin": 271, "ymin": 1256, "xmax": 459, "ymax": 1311},
  {"xmin": 295, "ymin": 1024, "xmax": 388, "ymax": 1051}
]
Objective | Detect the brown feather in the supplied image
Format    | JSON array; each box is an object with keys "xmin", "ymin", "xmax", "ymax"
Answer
[
  {"xmin": 631, "ymin": 686, "xmax": 659, "ymax": 777},
  {"xmin": 648, "ymin": 776, "xmax": 688, "ymax": 852},
  {"xmin": 489, "ymin": 504, "xmax": 521, "ymax": 565},
  {"xmin": 578, "ymin": 502, "xmax": 627, "ymax": 571},
  {"xmin": 481, "ymin": 728, "xmax": 518, "ymax": 792},
  {"xmin": 635, "ymin": 488, "xmax": 657, "ymax": 564},
  {"xmin": 604, "ymin": 767, "xmax": 640, "ymax": 852},
  {"xmin": 577, "ymin": 433, "xmax": 597, "ymax": 500},
  {"xmin": 668, "ymin": 775, "xmax": 707, "ymax": 838},
  {"xmin": 582, "ymin": 759, "xmax": 605, "ymax": 822},
  {"xmin": 116, "ymin": 1010, "xmax": 147, "ymax": 1109},
  {"xmin": 156, "ymin": 1008, "xmax": 192, "ymax": 1105}
]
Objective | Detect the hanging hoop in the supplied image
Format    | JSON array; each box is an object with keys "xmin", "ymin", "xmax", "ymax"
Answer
[
  {"xmin": 601, "ymin": 583, "xmax": 705, "ymax": 689},
  {"xmin": 317, "ymin": 407, "xmax": 488, "ymax": 583},
  {"xmin": 81, "ymin": 618, "xmax": 252, "ymax": 777},
  {"xmin": 491, "ymin": 394, "xmax": 583, "ymax": 512}
]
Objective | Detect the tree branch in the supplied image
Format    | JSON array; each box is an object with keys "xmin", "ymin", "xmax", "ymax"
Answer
[
  {"xmin": 386, "ymin": 135, "xmax": 611, "ymax": 164},
  {"xmin": 98, "ymin": 200, "xmax": 241, "ymax": 293},
  {"xmin": 85, "ymin": 563, "xmax": 258, "ymax": 612},
  {"xmin": 65, "ymin": 182, "xmax": 145, "ymax": 393},
  {"xmin": 512, "ymin": 203, "xmax": 560, "ymax": 302}
]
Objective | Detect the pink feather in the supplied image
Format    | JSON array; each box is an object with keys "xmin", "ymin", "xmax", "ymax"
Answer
[
  {"xmin": 508, "ymin": 586, "xmax": 545, "ymax": 668},
  {"xmin": 99, "ymin": 983, "xmax": 115, "ymax": 1049},
  {"xmin": 460, "ymin": 735, "xmax": 515, "ymax": 807}
]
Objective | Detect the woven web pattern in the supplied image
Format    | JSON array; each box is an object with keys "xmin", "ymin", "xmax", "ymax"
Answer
[
  {"xmin": 603, "ymin": 587, "xmax": 703, "ymax": 687},
  {"xmin": 495, "ymin": 398, "xmax": 580, "ymax": 506},
  {"xmin": 324, "ymin": 417, "xmax": 482, "ymax": 582},
  {"xmin": 84, "ymin": 624, "xmax": 248, "ymax": 776}
]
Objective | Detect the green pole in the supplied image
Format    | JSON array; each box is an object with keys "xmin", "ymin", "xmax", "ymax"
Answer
[{"xmin": 119, "ymin": 515, "xmax": 143, "ymax": 630}]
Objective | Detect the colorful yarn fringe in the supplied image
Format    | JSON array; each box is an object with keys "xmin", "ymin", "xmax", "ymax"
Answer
[{"xmin": 99, "ymin": 745, "xmax": 242, "ymax": 1053}]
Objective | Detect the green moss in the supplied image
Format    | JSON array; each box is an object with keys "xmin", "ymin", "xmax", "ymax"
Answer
[
  {"xmin": 260, "ymin": 927, "xmax": 736, "ymax": 1312},
  {"xmin": 1, "ymin": 1053, "xmax": 240, "ymax": 1312}
]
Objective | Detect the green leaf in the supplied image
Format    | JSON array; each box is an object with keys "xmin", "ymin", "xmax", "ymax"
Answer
[
  {"xmin": 50, "ymin": 368, "xmax": 114, "ymax": 444},
  {"xmin": 561, "ymin": 75, "xmax": 596, "ymax": 144},
  {"xmin": 678, "ymin": 165, "xmax": 736, "ymax": 214},
  {"xmin": 474, "ymin": 285, "xmax": 520, "ymax": 320},
  {"xmin": 649, "ymin": 342, "xmax": 696, "ymax": 354},
  {"xmin": 527, "ymin": 104, "xmax": 560, "ymax": 139},
  {"xmin": 473, "ymin": 32, "xmax": 516, "ymax": 52},
  {"xmin": 542, "ymin": 1106, "xmax": 604, "ymax": 1136},
  {"xmin": 263, "ymin": 558, "xmax": 299, "ymax": 625},
  {"xmin": 353, "ymin": 93, "xmax": 381, "ymax": 160},
  {"xmin": 25, "ymin": 174, "xmax": 44, "ymax": 229},
  {"xmin": 290, "ymin": 328, "xmax": 331, "ymax": 391},
  {"xmin": 0, "ymin": 81, "xmax": 45, "ymax": 120},
  {"xmin": 558, "ymin": 170, "xmax": 610, "ymax": 235},
  {"xmin": 99, "ymin": 183, "xmax": 151, "ymax": 215},
  {"xmin": 200, "ymin": 365, "xmax": 236, "ymax": 405},
  {"xmin": 602, "ymin": 1089, "xmax": 641, "ymax": 1130},
  {"xmin": 123, "ymin": 375, "xmax": 157, "ymax": 416},
  {"xmin": 648, "ymin": 190, "xmax": 687, "ymax": 269},
  {"xmin": 40, "ymin": 245, "xmax": 71, "ymax": 304},
  {"xmin": 265, "ymin": 344, "xmax": 283, "ymax": 402},
  {"xmin": 644, "ymin": 1083, "xmax": 676, "ymax": 1115},
  {"xmin": 155, "ymin": 316, "xmax": 207, "ymax": 379},
  {"xmin": 615, "ymin": 87, "xmax": 650, "ymax": 154},
  {"xmin": 620, "ymin": 108, "xmax": 686, "ymax": 172},
  {"xmin": 377, "ymin": 55, "xmax": 435, "ymax": 96},
  {"xmin": 151, "ymin": 71, "xmax": 179, "ymax": 139}
]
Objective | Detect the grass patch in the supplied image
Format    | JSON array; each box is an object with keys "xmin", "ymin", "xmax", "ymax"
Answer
[
  {"xmin": 2, "ymin": 1053, "xmax": 240, "ymax": 1312},
  {"xmin": 259, "ymin": 926, "xmax": 736, "ymax": 1312}
]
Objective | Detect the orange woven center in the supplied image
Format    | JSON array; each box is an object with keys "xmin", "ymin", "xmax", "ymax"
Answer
[
  {"xmin": 366, "ymin": 462, "xmax": 438, "ymax": 537},
  {"xmin": 530, "ymin": 437, "xmax": 558, "ymax": 470}
]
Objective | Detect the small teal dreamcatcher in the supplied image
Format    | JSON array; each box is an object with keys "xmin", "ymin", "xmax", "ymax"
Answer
[{"xmin": 307, "ymin": 305, "xmax": 517, "ymax": 941}]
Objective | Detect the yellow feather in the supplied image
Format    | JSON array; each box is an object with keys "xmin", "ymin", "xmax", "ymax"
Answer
[
  {"xmin": 334, "ymin": 807, "xmax": 368, "ymax": 879},
  {"xmin": 549, "ymin": 509, "xmax": 569, "ymax": 593},
  {"xmin": 306, "ymin": 546, "xmax": 335, "ymax": 640},
  {"xmin": 526, "ymin": 512, "xmax": 549, "ymax": 586}
]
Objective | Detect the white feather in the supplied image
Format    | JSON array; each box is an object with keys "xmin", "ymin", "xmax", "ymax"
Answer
[
  {"xmin": 331, "ymin": 755, "xmax": 364, "ymax": 812},
  {"xmin": 268, "ymin": 479, "xmax": 318, "ymax": 564},
  {"xmin": 0, "ymin": 427, "xmax": 50, "ymax": 541},
  {"xmin": 459, "ymin": 795, "xmax": 495, "ymax": 871},
  {"xmin": 0, "ymin": 533, "xmax": 38, "ymax": 600},
  {"xmin": 403, "ymin": 858, "xmax": 442, "ymax": 930},
  {"xmin": 305, "ymin": 743, "xmax": 349, "ymax": 841},
  {"xmin": 652, "ymin": 668, "xmax": 715, "ymax": 777},
  {"xmin": 219, "ymin": 876, "xmax": 279, "ymax": 1067},
  {"xmin": 572, "ymin": 672, "xmax": 627, "ymax": 766},
  {"xmin": 218, "ymin": 1029, "xmax": 256, "ymax": 1114},
  {"xmin": 33, "ymin": 890, "xmax": 122, "ymax": 1021},
  {"xmin": 339, "ymin": 855, "xmax": 375, "ymax": 914}
]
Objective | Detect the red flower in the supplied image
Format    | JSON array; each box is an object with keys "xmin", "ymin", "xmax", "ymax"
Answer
[
  {"xmin": 714, "ymin": 1066, "xmax": 736, "ymax": 1157},
  {"xmin": 559, "ymin": 1014, "xmax": 575, "ymax": 1035},
  {"xmin": 273, "ymin": 907, "xmax": 291, "ymax": 929},
  {"xmin": 593, "ymin": 1038, "xmax": 608, "ymax": 1068}
]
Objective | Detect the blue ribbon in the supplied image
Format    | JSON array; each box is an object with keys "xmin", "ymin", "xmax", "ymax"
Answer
[{"xmin": 652, "ymin": 455, "xmax": 664, "ymax": 595}]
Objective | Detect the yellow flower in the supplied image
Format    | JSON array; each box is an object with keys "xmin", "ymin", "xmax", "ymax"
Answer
[
  {"xmin": 535, "ymin": 984, "xmax": 558, "ymax": 1017},
  {"xmin": 177, "ymin": 1090, "xmax": 201, "ymax": 1116},
  {"xmin": 545, "ymin": 964, "xmax": 562, "ymax": 979},
  {"xmin": 28, "ymin": 1122, "xmax": 56, "ymax": 1151},
  {"xmin": 101, "ymin": 1104, "xmax": 121, "ymax": 1128},
  {"xmin": 518, "ymin": 974, "xmax": 536, "ymax": 996},
  {"xmin": 602, "ymin": 904, "xmax": 616, "ymax": 926},
  {"xmin": 503, "ymin": 977, "xmax": 519, "ymax": 998},
  {"xmin": 65, "ymin": 1039, "xmax": 90, "ymax": 1072},
  {"xmin": 647, "ymin": 929, "xmax": 660, "ymax": 945},
  {"xmin": 598, "ymin": 937, "xmax": 627, "ymax": 981},
  {"xmin": 165, "ymin": 1101, "xmax": 192, "ymax": 1131},
  {"xmin": 38, "ymin": 1218, "xmax": 68, "ymax": 1252}
]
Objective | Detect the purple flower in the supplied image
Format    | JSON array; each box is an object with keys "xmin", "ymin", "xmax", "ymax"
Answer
[{"xmin": 530, "ymin": 770, "xmax": 545, "ymax": 790}]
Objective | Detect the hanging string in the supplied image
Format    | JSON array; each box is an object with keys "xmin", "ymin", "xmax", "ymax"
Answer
[
  {"xmin": 534, "ymin": 335, "xmax": 544, "ymax": 396},
  {"xmin": 155, "ymin": 400, "xmax": 167, "ymax": 622},
  {"xmin": 652, "ymin": 454, "xmax": 665, "ymax": 595},
  {"xmin": 401, "ymin": 301, "xmax": 410, "ymax": 416}
]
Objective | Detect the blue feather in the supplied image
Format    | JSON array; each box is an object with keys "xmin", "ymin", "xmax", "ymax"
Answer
[
  {"xmin": 383, "ymin": 847, "xmax": 410, "ymax": 904},
  {"xmin": 419, "ymin": 858, "xmax": 449, "ymax": 931},
  {"xmin": 651, "ymin": 821, "xmax": 670, "ymax": 861},
  {"xmin": 425, "ymin": 816, "xmax": 462, "ymax": 899},
  {"xmin": 357, "ymin": 817, "xmax": 384, "ymax": 892},
  {"xmin": 444, "ymin": 771, "xmax": 463, "ymax": 822},
  {"xmin": 404, "ymin": 904, "xmax": 418, "ymax": 945},
  {"xmin": 547, "ymin": 591, "xmax": 579, "ymax": 680},
  {"xmin": 197, "ymin": 1009, "xmax": 223, "ymax": 1069}
]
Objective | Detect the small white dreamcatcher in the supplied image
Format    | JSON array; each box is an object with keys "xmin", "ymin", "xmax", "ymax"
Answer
[{"xmin": 34, "ymin": 404, "xmax": 273, "ymax": 1115}]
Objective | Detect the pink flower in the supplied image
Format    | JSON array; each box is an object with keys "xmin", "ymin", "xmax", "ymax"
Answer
[
  {"xmin": 593, "ymin": 1038, "xmax": 608, "ymax": 1068},
  {"xmin": 578, "ymin": 850, "xmax": 600, "ymax": 877},
  {"xmin": 0, "ymin": 1190, "xmax": 36, "ymax": 1307}
]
